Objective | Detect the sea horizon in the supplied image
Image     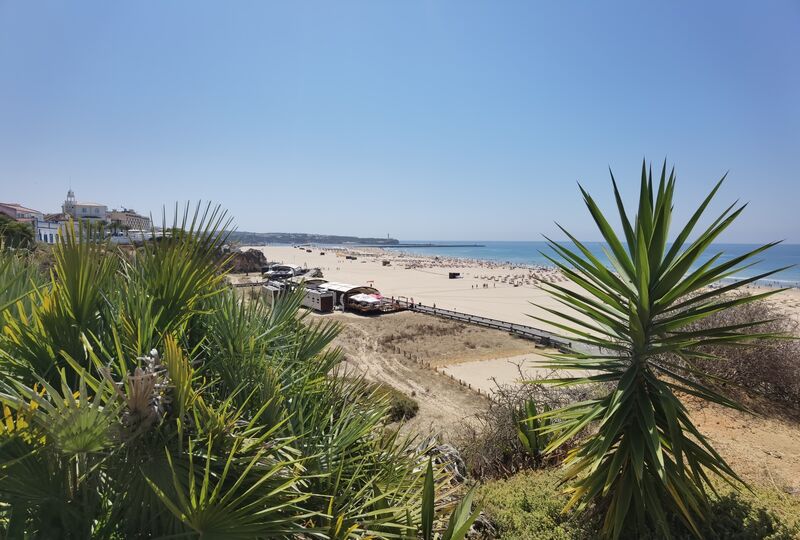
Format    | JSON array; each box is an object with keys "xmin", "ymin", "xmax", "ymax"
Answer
[
  {"xmin": 256, "ymin": 240, "xmax": 800, "ymax": 285},
  {"xmin": 389, "ymin": 240, "xmax": 800, "ymax": 286}
]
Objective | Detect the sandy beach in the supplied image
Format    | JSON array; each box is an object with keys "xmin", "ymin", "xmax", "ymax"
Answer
[
  {"xmin": 233, "ymin": 243, "xmax": 800, "ymax": 401},
  {"xmin": 243, "ymin": 244, "xmax": 800, "ymax": 330},
  {"xmin": 245, "ymin": 245, "xmax": 588, "ymax": 333},
  {"xmin": 231, "ymin": 245, "xmax": 800, "ymax": 493}
]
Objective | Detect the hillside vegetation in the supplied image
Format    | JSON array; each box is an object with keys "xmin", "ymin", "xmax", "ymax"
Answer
[{"xmin": 0, "ymin": 207, "xmax": 460, "ymax": 539}]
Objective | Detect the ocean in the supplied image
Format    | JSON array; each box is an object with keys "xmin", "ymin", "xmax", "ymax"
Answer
[{"xmin": 394, "ymin": 241, "xmax": 800, "ymax": 287}]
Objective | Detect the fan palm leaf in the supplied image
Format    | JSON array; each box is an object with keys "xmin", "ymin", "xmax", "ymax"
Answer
[{"xmin": 0, "ymin": 201, "xmax": 455, "ymax": 538}]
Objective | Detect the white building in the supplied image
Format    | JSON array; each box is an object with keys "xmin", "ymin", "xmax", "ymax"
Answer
[
  {"xmin": 108, "ymin": 208, "xmax": 151, "ymax": 231},
  {"xmin": 36, "ymin": 220, "xmax": 62, "ymax": 244},
  {"xmin": 39, "ymin": 213, "xmax": 77, "ymax": 245},
  {"xmin": 62, "ymin": 190, "xmax": 107, "ymax": 222}
]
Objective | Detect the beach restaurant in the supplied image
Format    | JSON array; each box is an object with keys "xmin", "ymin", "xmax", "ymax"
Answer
[{"xmin": 318, "ymin": 282, "xmax": 382, "ymax": 312}]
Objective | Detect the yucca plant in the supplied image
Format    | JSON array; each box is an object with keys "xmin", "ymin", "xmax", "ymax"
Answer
[
  {"xmin": 515, "ymin": 399, "xmax": 551, "ymax": 464},
  {"xmin": 533, "ymin": 162, "xmax": 788, "ymax": 538}
]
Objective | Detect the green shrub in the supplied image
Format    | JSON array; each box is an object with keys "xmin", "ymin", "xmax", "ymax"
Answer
[
  {"xmin": 479, "ymin": 469, "xmax": 800, "ymax": 540},
  {"xmin": 456, "ymin": 380, "xmax": 596, "ymax": 480},
  {"xmin": 373, "ymin": 382, "xmax": 419, "ymax": 421},
  {"xmin": 661, "ymin": 483, "xmax": 800, "ymax": 540},
  {"xmin": 341, "ymin": 379, "xmax": 419, "ymax": 422},
  {"xmin": 0, "ymin": 206, "xmax": 449, "ymax": 538},
  {"xmin": 0, "ymin": 213, "xmax": 34, "ymax": 249},
  {"xmin": 688, "ymin": 492, "xmax": 799, "ymax": 540},
  {"xmin": 478, "ymin": 470, "xmax": 598, "ymax": 540}
]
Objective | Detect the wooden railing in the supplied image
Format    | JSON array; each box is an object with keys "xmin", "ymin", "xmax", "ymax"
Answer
[{"xmin": 394, "ymin": 300, "xmax": 584, "ymax": 352}]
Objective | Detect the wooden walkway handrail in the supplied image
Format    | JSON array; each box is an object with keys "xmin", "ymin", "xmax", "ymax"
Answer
[{"xmin": 395, "ymin": 300, "xmax": 585, "ymax": 352}]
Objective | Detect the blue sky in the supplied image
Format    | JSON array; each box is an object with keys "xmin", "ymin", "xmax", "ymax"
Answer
[{"xmin": 1, "ymin": 1, "xmax": 798, "ymax": 242}]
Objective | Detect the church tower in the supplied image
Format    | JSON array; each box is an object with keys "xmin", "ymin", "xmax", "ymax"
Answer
[{"xmin": 63, "ymin": 189, "xmax": 77, "ymax": 216}]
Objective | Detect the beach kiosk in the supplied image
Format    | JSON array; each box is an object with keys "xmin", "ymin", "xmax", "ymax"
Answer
[
  {"xmin": 302, "ymin": 289, "xmax": 334, "ymax": 313},
  {"xmin": 286, "ymin": 276, "xmax": 335, "ymax": 313}
]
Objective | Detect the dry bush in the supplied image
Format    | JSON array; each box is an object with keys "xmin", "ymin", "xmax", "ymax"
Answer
[
  {"xmin": 455, "ymin": 369, "xmax": 606, "ymax": 480},
  {"xmin": 677, "ymin": 295, "xmax": 800, "ymax": 410},
  {"xmin": 381, "ymin": 321, "xmax": 468, "ymax": 346}
]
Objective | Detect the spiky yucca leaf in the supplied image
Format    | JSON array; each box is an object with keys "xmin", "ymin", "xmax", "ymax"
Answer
[{"xmin": 533, "ymin": 161, "xmax": 788, "ymax": 539}]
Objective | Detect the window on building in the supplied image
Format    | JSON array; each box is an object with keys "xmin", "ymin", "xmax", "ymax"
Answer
[{"xmin": 49, "ymin": 234, "xmax": 54, "ymax": 243}]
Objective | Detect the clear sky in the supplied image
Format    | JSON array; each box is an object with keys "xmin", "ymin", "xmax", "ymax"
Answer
[{"xmin": 1, "ymin": 1, "xmax": 798, "ymax": 242}]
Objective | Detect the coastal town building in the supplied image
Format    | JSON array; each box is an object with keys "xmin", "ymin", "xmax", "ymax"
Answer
[
  {"xmin": 36, "ymin": 219, "xmax": 62, "ymax": 244},
  {"xmin": 2, "ymin": 193, "xmax": 154, "ymax": 245},
  {"xmin": 108, "ymin": 208, "xmax": 151, "ymax": 231},
  {"xmin": 62, "ymin": 189, "xmax": 108, "ymax": 222},
  {"xmin": 0, "ymin": 202, "xmax": 43, "ymax": 224},
  {"xmin": 0, "ymin": 202, "xmax": 57, "ymax": 244},
  {"xmin": 39, "ymin": 213, "xmax": 75, "ymax": 244}
]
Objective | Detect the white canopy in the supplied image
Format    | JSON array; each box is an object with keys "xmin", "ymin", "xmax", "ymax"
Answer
[{"xmin": 349, "ymin": 293, "xmax": 380, "ymax": 304}]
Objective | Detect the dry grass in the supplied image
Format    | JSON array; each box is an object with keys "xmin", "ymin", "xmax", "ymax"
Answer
[
  {"xmin": 343, "ymin": 311, "xmax": 533, "ymax": 368},
  {"xmin": 455, "ymin": 373, "xmax": 606, "ymax": 480},
  {"xmin": 313, "ymin": 308, "xmax": 800, "ymax": 494}
]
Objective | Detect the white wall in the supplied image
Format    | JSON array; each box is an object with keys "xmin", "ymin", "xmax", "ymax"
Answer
[{"xmin": 36, "ymin": 221, "xmax": 62, "ymax": 244}]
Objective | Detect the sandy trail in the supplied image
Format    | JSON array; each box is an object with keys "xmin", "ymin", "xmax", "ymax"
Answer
[
  {"xmin": 440, "ymin": 353, "xmax": 562, "ymax": 395},
  {"xmin": 314, "ymin": 311, "xmax": 538, "ymax": 440},
  {"xmin": 689, "ymin": 399, "xmax": 800, "ymax": 494}
]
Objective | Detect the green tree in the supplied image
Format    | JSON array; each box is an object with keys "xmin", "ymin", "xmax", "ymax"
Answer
[
  {"xmin": 0, "ymin": 214, "xmax": 34, "ymax": 249},
  {"xmin": 533, "ymin": 162, "xmax": 787, "ymax": 538}
]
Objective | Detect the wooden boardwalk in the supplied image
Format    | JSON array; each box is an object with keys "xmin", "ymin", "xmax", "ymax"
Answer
[
  {"xmin": 395, "ymin": 300, "xmax": 588, "ymax": 352},
  {"xmin": 232, "ymin": 280, "xmax": 269, "ymax": 288},
  {"xmin": 237, "ymin": 282, "xmax": 592, "ymax": 354}
]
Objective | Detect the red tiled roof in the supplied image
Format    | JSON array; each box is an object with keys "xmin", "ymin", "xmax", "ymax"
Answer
[{"xmin": 0, "ymin": 202, "xmax": 42, "ymax": 214}]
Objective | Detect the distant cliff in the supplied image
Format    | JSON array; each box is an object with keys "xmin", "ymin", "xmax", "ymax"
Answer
[{"xmin": 229, "ymin": 231, "xmax": 400, "ymax": 246}]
